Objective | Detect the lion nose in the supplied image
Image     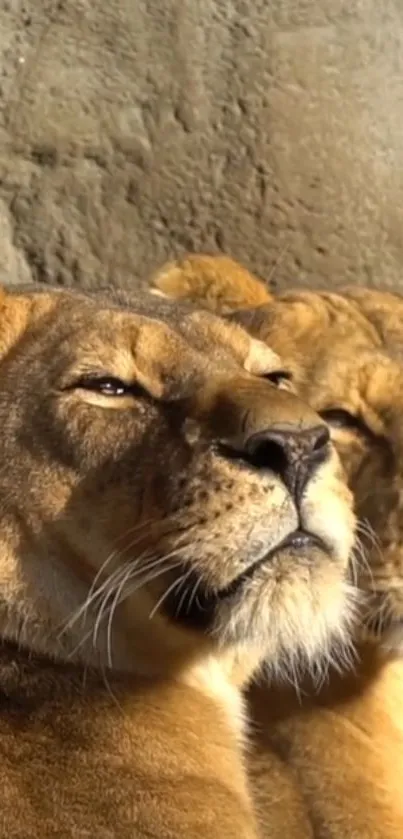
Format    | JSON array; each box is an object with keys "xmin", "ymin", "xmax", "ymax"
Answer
[{"xmin": 245, "ymin": 424, "xmax": 330, "ymax": 499}]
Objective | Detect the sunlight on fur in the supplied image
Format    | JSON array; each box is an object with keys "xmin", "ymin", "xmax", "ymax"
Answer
[{"xmin": 0, "ymin": 282, "xmax": 356, "ymax": 690}]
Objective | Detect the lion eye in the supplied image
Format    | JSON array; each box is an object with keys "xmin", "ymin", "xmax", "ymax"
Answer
[
  {"xmin": 75, "ymin": 376, "xmax": 130, "ymax": 397},
  {"xmin": 262, "ymin": 370, "xmax": 293, "ymax": 389},
  {"xmin": 320, "ymin": 408, "xmax": 361, "ymax": 430}
]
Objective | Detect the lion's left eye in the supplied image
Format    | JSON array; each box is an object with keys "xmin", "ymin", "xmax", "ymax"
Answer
[{"xmin": 75, "ymin": 376, "xmax": 130, "ymax": 396}]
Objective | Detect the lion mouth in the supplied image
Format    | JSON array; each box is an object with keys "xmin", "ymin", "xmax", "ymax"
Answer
[{"xmin": 165, "ymin": 529, "xmax": 328, "ymax": 631}]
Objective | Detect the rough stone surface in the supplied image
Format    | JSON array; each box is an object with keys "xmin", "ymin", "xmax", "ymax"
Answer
[{"xmin": 1, "ymin": 0, "xmax": 403, "ymax": 293}]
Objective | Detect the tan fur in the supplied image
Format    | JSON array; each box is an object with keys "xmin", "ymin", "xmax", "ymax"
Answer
[
  {"xmin": 250, "ymin": 645, "xmax": 403, "ymax": 839},
  {"xmin": 153, "ymin": 255, "xmax": 403, "ymax": 838},
  {"xmin": 0, "ymin": 282, "xmax": 355, "ymax": 837}
]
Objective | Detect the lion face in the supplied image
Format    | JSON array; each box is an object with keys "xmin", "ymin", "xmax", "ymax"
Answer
[
  {"xmin": 0, "ymin": 284, "xmax": 354, "ymax": 679},
  {"xmin": 232, "ymin": 289, "xmax": 403, "ymax": 652},
  {"xmin": 152, "ymin": 256, "xmax": 403, "ymax": 653}
]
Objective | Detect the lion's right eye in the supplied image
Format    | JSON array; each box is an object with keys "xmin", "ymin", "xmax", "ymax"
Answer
[
  {"xmin": 319, "ymin": 408, "xmax": 373, "ymax": 439},
  {"xmin": 262, "ymin": 370, "xmax": 293, "ymax": 390},
  {"xmin": 320, "ymin": 408, "xmax": 361, "ymax": 430}
]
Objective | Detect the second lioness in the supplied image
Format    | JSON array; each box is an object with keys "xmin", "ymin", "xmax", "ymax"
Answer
[{"xmin": 154, "ymin": 255, "xmax": 403, "ymax": 839}]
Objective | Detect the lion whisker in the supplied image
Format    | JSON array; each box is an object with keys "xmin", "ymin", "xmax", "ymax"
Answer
[
  {"xmin": 103, "ymin": 550, "xmax": 188, "ymax": 668},
  {"xmin": 148, "ymin": 573, "xmax": 188, "ymax": 621},
  {"xmin": 355, "ymin": 517, "xmax": 381, "ymax": 550},
  {"xmin": 105, "ymin": 563, "xmax": 138, "ymax": 669},
  {"xmin": 64, "ymin": 561, "xmax": 174, "ymax": 658},
  {"xmin": 352, "ymin": 531, "xmax": 375, "ymax": 589},
  {"xmin": 172, "ymin": 565, "xmax": 196, "ymax": 618},
  {"xmin": 92, "ymin": 555, "xmax": 184, "ymax": 656},
  {"xmin": 58, "ymin": 552, "xmax": 149, "ymax": 637},
  {"xmin": 90, "ymin": 546, "xmax": 192, "ymax": 666},
  {"xmin": 186, "ymin": 573, "xmax": 205, "ymax": 615},
  {"xmin": 60, "ymin": 547, "xmax": 183, "ymax": 638}
]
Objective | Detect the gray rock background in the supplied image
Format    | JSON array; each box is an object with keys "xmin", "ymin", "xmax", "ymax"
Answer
[{"xmin": 1, "ymin": 0, "xmax": 403, "ymax": 292}]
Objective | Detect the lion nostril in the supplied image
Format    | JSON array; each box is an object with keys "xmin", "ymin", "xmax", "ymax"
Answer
[
  {"xmin": 241, "ymin": 424, "xmax": 330, "ymax": 499},
  {"xmin": 246, "ymin": 439, "xmax": 288, "ymax": 473}
]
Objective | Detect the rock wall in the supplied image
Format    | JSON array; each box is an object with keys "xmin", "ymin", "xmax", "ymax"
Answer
[{"xmin": 1, "ymin": 0, "xmax": 403, "ymax": 292}]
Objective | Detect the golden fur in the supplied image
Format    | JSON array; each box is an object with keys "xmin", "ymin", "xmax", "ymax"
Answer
[
  {"xmin": 0, "ymin": 282, "xmax": 355, "ymax": 837},
  {"xmin": 153, "ymin": 254, "xmax": 403, "ymax": 838}
]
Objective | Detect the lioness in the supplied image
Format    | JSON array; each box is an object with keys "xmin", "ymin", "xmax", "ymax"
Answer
[
  {"xmin": 0, "ymin": 283, "xmax": 355, "ymax": 838},
  {"xmin": 153, "ymin": 255, "xmax": 403, "ymax": 838}
]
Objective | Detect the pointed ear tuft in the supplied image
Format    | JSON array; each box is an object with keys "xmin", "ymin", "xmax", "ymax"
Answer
[{"xmin": 151, "ymin": 254, "xmax": 273, "ymax": 313}]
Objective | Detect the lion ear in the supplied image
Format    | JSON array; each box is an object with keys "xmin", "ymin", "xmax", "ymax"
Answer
[{"xmin": 151, "ymin": 254, "xmax": 273, "ymax": 314}]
